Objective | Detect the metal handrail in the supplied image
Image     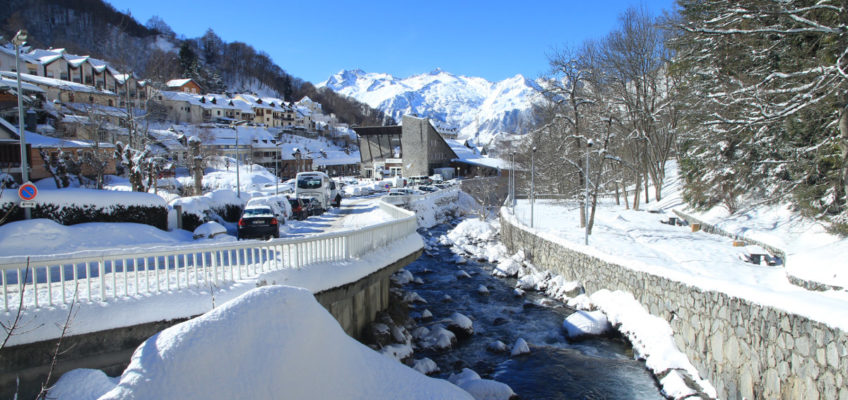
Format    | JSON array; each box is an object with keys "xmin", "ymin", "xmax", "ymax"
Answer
[{"xmin": 0, "ymin": 200, "xmax": 418, "ymax": 311}]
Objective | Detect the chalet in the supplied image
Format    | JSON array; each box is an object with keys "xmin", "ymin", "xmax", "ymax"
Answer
[
  {"xmin": 234, "ymin": 94, "xmax": 280, "ymax": 127},
  {"xmin": 166, "ymin": 78, "xmax": 202, "ymax": 94},
  {"xmin": 0, "ymin": 71, "xmax": 119, "ymax": 109},
  {"xmin": 0, "ymin": 116, "xmax": 115, "ymax": 181},
  {"xmin": 0, "ymin": 45, "xmax": 39, "ymax": 75}
]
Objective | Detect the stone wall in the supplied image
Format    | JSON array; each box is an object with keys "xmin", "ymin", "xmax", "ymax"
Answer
[{"xmin": 500, "ymin": 214, "xmax": 848, "ymax": 400}]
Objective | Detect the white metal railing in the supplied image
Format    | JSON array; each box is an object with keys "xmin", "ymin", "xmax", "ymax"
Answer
[{"xmin": 0, "ymin": 200, "xmax": 418, "ymax": 312}]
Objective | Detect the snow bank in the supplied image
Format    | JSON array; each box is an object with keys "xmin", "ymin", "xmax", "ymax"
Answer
[
  {"xmin": 562, "ymin": 310, "xmax": 611, "ymax": 339},
  {"xmin": 590, "ymin": 290, "xmax": 716, "ymax": 399},
  {"xmin": 0, "ymin": 219, "xmax": 193, "ymax": 258},
  {"xmin": 52, "ymin": 286, "xmax": 473, "ymax": 400},
  {"xmin": 170, "ymin": 188, "xmax": 244, "ymax": 218}
]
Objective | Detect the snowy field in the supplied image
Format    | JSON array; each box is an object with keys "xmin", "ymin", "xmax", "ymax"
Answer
[{"xmin": 510, "ymin": 163, "xmax": 848, "ymax": 332}]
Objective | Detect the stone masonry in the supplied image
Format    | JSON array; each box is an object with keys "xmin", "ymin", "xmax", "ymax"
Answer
[{"xmin": 500, "ymin": 214, "xmax": 848, "ymax": 400}]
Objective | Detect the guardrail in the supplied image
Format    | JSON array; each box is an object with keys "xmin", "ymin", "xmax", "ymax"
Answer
[{"xmin": 0, "ymin": 199, "xmax": 418, "ymax": 312}]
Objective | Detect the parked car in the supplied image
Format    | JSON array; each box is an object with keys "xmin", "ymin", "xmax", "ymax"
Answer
[
  {"xmin": 246, "ymin": 196, "xmax": 290, "ymax": 222},
  {"xmin": 287, "ymin": 197, "xmax": 308, "ymax": 221},
  {"xmin": 237, "ymin": 206, "xmax": 280, "ymax": 240},
  {"xmin": 418, "ymin": 185, "xmax": 437, "ymax": 193},
  {"xmin": 304, "ymin": 197, "xmax": 324, "ymax": 216},
  {"xmin": 388, "ymin": 188, "xmax": 414, "ymax": 196}
]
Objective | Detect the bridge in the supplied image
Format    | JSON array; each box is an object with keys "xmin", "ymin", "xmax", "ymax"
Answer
[{"xmin": 0, "ymin": 196, "xmax": 425, "ymax": 398}]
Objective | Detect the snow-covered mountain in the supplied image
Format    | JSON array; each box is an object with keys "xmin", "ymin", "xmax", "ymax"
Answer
[{"xmin": 318, "ymin": 69, "xmax": 542, "ymax": 146}]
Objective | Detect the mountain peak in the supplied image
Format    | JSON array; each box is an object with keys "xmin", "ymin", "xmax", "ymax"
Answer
[{"xmin": 321, "ymin": 68, "xmax": 542, "ymax": 145}]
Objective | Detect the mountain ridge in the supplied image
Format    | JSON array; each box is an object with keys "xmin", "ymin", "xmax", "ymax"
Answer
[{"xmin": 319, "ymin": 69, "xmax": 541, "ymax": 145}]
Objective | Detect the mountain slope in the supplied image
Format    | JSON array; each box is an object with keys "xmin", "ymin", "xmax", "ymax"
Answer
[{"xmin": 319, "ymin": 69, "xmax": 542, "ymax": 145}]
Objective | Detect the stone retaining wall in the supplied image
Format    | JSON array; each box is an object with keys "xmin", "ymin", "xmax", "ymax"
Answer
[{"xmin": 500, "ymin": 214, "xmax": 848, "ymax": 400}]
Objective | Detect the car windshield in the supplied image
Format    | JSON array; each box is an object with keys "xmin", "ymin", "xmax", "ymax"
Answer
[
  {"xmin": 297, "ymin": 177, "xmax": 322, "ymax": 189},
  {"xmin": 243, "ymin": 207, "xmax": 272, "ymax": 216}
]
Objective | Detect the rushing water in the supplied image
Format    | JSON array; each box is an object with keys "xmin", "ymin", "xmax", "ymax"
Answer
[{"xmin": 399, "ymin": 223, "xmax": 664, "ymax": 399}]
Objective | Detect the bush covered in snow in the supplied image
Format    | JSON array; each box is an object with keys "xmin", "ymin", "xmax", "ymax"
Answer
[
  {"xmin": 170, "ymin": 189, "xmax": 245, "ymax": 231},
  {"xmin": 0, "ymin": 188, "xmax": 167, "ymax": 229}
]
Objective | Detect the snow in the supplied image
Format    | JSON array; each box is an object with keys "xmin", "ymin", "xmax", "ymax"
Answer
[
  {"xmin": 0, "ymin": 219, "xmax": 192, "ymax": 258},
  {"xmin": 319, "ymin": 69, "xmax": 541, "ymax": 144},
  {"xmin": 169, "ymin": 188, "xmax": 244, "ymax": 218},
  {"xmin": 0, "ymin": 196, "xmax": 422, "ymax": 347},
  {"xmin": 413, "ymin": 357, "xmax": 440, "ymax": 375},
  {"xmin": 590, "ymin": 290, "xmax": 716, "ymax": 399},
  {"xmin": 51, "ymin": 286, "xmax": 473, "ymax": 400},
  {"xmin": 562, "ymin": 310, "xmax": 612, "ymax": 339},
  {"xmin": 510, "ymin": 338, "xmax": 530, "ymax": 356},
  {"xmin": 507, "ymin": 161, "xmax": 848, "ymax": 332},
  {"xmin": 448, "ymin": 311, "xmax": 474, "ymax": 332},
  {"xmin": 192, "ymin": 221, "xmax": 228, "ymax": 239},
  {"xmin": 447, "ymin": 368, "xmax": 516, "ymax": 400}
]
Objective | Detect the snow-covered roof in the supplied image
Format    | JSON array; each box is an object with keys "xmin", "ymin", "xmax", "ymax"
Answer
[
  {"xmin": 0, "ymin": 45, "xmax": 37, "ymax": 64},
  {"xmin": 0, "ymin": 71, "xmax": 113, "ymax": 95},
  {"xmin": 0, "ymin": 76, "xmax": 45, "ymax": 93},
  {"xmin": 63, "ymin": 53, "xmax": 88, "ymax": 68},
  {"xmin": 26, "ymin": 48, "xmax": 64, "ymax": 65},
  {"xmin": 23, "ymin": 130, "xmax": 113, "ymax": 148},
  {"xmin": 166, "ymin": 78, "xmax": 194, "ymax": 88},
  {"xmin": 236, "ymin": 94, "xmax": 275, "ymax": 110},
  {"xmin": 446, "ymin": 139, "xmax": 508, "ymax": 170},
  {"xmin": 148, "ymin": 128, "xmax": 187, "ymax": 152},
  {"xmin": 198, "ymin": 126, "xmax": 279, "ymax": 149}
]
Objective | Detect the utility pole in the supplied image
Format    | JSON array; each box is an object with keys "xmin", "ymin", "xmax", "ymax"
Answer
[{"xmin": 13, "ymin": 30, "xmax": 30, "ymax": 220}]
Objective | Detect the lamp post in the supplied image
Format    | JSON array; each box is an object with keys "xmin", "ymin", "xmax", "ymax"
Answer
[
  {"xmin": 235, "ymin": 127, "xmax": 241, "ymax": 199},
  {"xmin": 275, "ymin": 145, "xmax": 279, "ymax": 195},
  {"xmin": 510, "ymin": 151, "xmax": 516, "ymax": 212},
  {"xmin": 530, "ymin": 146, "xmax": 536, "ymax": 228},
  {"xmin": 13, "ymin": 29, "xmax": 30, "ymax": 220},
  {"xmin": 585, "ymin": 139, "xmax": 594, "ymax": 245}
]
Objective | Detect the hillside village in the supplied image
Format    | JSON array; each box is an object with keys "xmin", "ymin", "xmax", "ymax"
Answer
[
  {"xmin": 0, "ymin": 42, "xmax": 369, "ymax": 188},
  {"xmin": 0, "ymin": 41, "xmax": 507, "ymax": 192}
]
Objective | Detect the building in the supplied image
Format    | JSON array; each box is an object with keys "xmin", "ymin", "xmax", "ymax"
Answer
[
  {"xmin": 354, "ymin": 115, "xmax": 508, "ymax": 179},
  {"xmin": 166, "ymin": 78, "xmax": 202, "ymax": 94},
  {"xmin": 355, "ymin": 115, "xmax": 456, "ymax": 179}
]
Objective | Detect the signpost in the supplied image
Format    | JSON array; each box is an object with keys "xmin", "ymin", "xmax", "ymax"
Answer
[{"xmin": 18, "ymin": 181, "xmax": 37, "ymax": 209}]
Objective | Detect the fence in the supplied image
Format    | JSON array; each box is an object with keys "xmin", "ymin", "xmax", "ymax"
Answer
[{"xmin": 0, "ymin": 199, "xmax": 418, "ymax": 312}]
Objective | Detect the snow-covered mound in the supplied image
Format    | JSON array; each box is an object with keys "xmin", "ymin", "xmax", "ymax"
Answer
[
  {"xmin": 562, "ymin": 310, "xmax": 612, "ymax": 339},
  {"xmin": 51, "ymin": 286, "xmax": 473, "ymax": 400},
  {"xmin": 448, "ymin": 368, "xmax": 516, "ymax": 400},
  {"xmin": 319, "ymin": 69, "xmax": 542, "ymax": 145},
  {"xmin": 0, "ymin": 219, "xmax": 193, "ymax": 258}
]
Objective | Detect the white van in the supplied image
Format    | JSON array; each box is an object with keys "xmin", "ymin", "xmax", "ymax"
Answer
[{"xmin": 295, "ymin": 171, "xmax": 332, "ymax": 210}]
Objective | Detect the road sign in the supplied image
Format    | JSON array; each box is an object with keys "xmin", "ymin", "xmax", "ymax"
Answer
[
  {"xmin": 19, "ymin": 201, "xmax": 35, "ymax": 208},
  {"xmin": 18, "ymin": 182, "xmax": 37, "ymax": 201}
]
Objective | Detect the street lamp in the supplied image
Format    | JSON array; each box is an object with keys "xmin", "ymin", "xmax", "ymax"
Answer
[
  {"xmin": 275, "ymin": 145, "xmax": 279, "ymax": 195},
  {"xmin": 235, "ymin": 127, "xmax": 241, "ymax": 198},
  {"xmin": 530, "ymin": 146, "xmax": 537, "ymax": 228},
  {"xmin": 13, "ymin": 29, "xmax": 30, "ymax": 219},
  {"xmin": 510, "ymin": 151, "xmax": 516, "ymax": 212},
  {"xmin": 585, "ymin": 139, "xmax": 594, "ymax": 245}
]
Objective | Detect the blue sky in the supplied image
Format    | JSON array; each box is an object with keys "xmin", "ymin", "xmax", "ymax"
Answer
[{"xmin": 108, "ymin": 0, "xmax": 677, "ymax": 84}]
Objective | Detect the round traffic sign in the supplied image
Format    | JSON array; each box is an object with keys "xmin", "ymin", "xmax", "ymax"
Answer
[{"xmin": 18, "ymin": 182, "xmax": 37, "ymax": 201}]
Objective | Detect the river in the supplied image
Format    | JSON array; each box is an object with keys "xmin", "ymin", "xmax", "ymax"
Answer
[{"xmin": 389, "ymin": 222, "xmax": 665, "ymax": 399}]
